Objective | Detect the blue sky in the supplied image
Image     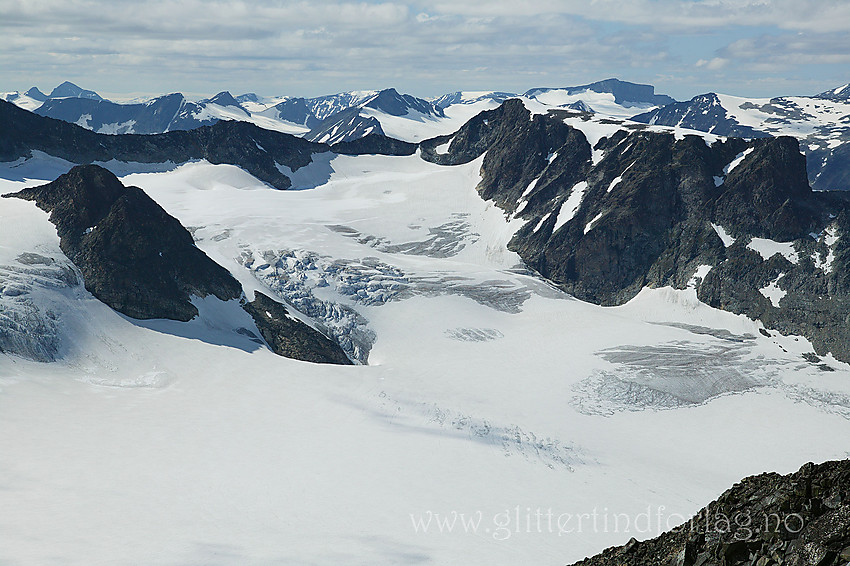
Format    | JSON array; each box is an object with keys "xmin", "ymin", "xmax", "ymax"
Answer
[{"xmin": 1, "ymin": 0, "xmax": 848, "ymax": 101}]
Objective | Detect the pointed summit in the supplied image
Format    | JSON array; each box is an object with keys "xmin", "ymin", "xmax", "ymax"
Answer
[{"xmin": 48, "ymin": 81, "xmax": 103, "ymax": 101}]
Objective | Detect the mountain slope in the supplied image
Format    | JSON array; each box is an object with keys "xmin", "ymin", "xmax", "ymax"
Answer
[
  {"xmin": 48, "ymin": 81, "xmax": 103, "ymax": 101},
  {"xmin": 6, "ymin": 165, "xmax": 242, "ymax": 321},
  {"xmin": 631, "ymin": 89, "xmax": 850, "ymax": 191},
  {"xmin": 305, "ymin": 88, "xmax": 446, "ymax": 144},
  {"xmin": 4, "ymin": 164, "xmax": 351, "ymax": 364},
  {"xmin": 422, "ymin": 99, "xmax": 850, "ymax": 362},
  {"xmin": 3, "ymin": 96, "xmax": 850, "ymax": 565}
]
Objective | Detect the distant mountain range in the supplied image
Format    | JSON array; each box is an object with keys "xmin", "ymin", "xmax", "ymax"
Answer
[
  {"xmin": 4, "ymin": 78, "xmax": 850, "ymax": 191},
  {"xmin": 632, "ymin": 89, "xmax": 850, "ymax": 191},
  {"xmin": 1, "ymin": 78, "xmax": 676, "ymax": 144}
]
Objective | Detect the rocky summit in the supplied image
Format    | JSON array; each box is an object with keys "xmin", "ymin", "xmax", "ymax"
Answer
[{"xmin": 6, "ymin": 164, "xmax": 242, "ymax": 321}]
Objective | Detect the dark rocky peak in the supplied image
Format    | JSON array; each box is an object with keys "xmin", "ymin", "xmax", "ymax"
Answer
[
  {"xmin": 25, "ymin": 86, "xmax": 48, "ymax": 101},
  {"xmin": 438, "ymin": 100, "xmax": 850, "ymax": 361},
  {"xmin": 363, "ymin": 88, "xmax": 445, "ymax": 118},
  {"xmin": 815, "ymin": 82, "xmax": 850, "ymax": 101},
  {"xmin": 270, "ymin": 97, "xmax": 322, "ymax": 128},
  {"xmin": 713, "ymin": 136, "xmax": 819, "ymax": 241},
  {"xmin": 5, "ymin": 165, "xmax": 352, "ymax": 364},
  {"xmin": 420, "ymin": 98, "xmax": 537, "ymax": 165},
  {"xmin": 570, "ymin": 459, "xmax": 850, "ymax": 566},
  {"xmin": 305, "ymin": 107, "xmax": 384, "ymax": 144},
  {"xmin": 48, "ymin": 81, "xmax": 103, "ymax": 101},
  {"xmin": 567, "ymin": 100, "xmax": 594, "ymax": 112},
  {"xmin": 203, "ymin": 91, "xmax": 245, "ymax": 111},
  {"xmin": 9, "ymin": 164, "xmax": 126, "ymax": 244},
  {"xmin": 424, "ymin": 98, "xmax": 592, "ymax": 221},
  {"xmin": 6, "ymin": 164, "xmax": 242, "ymax": 321}
]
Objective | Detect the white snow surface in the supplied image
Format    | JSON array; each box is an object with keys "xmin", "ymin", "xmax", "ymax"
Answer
[
  {"xmin": 724, "ymin": 147, "xmax": 754, "ymax": 175},
  {"xmin": 553, "ymin": 181, "xmax": 589, "ymax": 233},
  {"xmin": 1, "ymin": 152, "xmax": 850, "ymax": 565},
  {"xmin": 759, "ymin": 275, "xmax": 787, "ymax": 308},
  {"xmin": 747, "ymin": 237, "xmax": 799, "ymax": 263},
  {"xmin": 712, "ymin": 223, "xmax": 736, "ymax": 247}
]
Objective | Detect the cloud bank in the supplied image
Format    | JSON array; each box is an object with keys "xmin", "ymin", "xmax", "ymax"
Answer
[{"xmin": 1, "ymin": 0, "xmax": 848, "ymax": 99}]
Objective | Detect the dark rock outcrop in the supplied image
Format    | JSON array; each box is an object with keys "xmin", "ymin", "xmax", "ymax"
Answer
[
  {"xmin": 243, "ymin": 292, "xmax": 352, "ymax": 365},
  {"xmin": 5, "ymin": 165, "xmax": 352, "ymax": 364},
  {"xmin": 306, "ymin": 107, "xmax": 385, "ymax": 144},
  {"xmin": 6, "ymin": 164, "xmax": 242, "ymax": 321},
  {"xmin": 48, "ymin": 81, "xmax": 103, "ymax": 101},
  {"xmin": 569, "ymin": 459, "xmax": 850, "ymax": 566},
  {"xmin": 816, "ymin": 83, "xmax": 850, "ymax": 102},
  {"xmin": 631, "ymin": 92, "xmax": 850, "ymax": 192},
  {"xmin": 425, "ymin": 100, "xmax": 850, "ymax": 362},
  {"xmin": 362, "ymin": 87, "xmax": 445, "ymax": 118},
  {"xmin": 331, "ymin": 134, "xmax": 417, "ymax": 156}
]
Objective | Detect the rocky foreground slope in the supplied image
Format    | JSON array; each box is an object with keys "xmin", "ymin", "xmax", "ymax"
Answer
[{"xmin": 570, "ymin": 459, "xmax": 850, "ymax": 566}]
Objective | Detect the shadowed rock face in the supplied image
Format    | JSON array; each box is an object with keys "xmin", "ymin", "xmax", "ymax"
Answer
[
  {"xmin": 5, "ymin": 165, "xmax": 352, "ymax": 365},
  {"xmin": 422, "ymin": 99, "xmax": 850, "ymax": 362},
  {"xmin": 242, "ymin": 292, "xmax": 352, "ymax": 365},
  {"xmin": 569, "ymin": 459, "xmax": 850, "ymax": 566},
  {"xmin": 6, "ymin": 164, "xmax": 242, "ymax": 321}
]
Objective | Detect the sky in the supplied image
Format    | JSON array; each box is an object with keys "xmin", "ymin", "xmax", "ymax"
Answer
[{"xmin": 1, "ymin": 0, "xmax": 849, "ymax": 101}]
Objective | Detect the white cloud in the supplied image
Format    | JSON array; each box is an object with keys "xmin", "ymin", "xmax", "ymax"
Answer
[{"xmin": 0, "ymin": 0, "xmax": 847, "ymax": 99}]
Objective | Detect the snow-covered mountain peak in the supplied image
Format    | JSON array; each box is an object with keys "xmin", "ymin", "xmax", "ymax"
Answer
[{"xmin": 816, "ymin": 82, "xmax": 850, "ymax": 101}]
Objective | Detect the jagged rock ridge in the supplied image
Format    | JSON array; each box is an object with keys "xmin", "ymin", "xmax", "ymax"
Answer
[
  {"xmin": 423, "ymin": 99, "xmax": 850, "ymax": 362},
  {"xmin": 631, "ymin": 87, "xmax": 850, "ymax": 192},
  {"xmin": 569, "ymin": 459, "xmax": 850, "ymax": 566},
  {"xmin": 0, "ymin": 98, "xmax": 412, "ymax": 191},
  {"xmin": 6, "ymin": 164, "xmax": 242, "ymax": 321}
]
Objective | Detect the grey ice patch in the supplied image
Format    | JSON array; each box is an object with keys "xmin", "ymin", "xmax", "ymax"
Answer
[
  {"xmin": 445, "ymin": 327, "xmax": 504, "ymax": 342},
  {"xmin": 399, "ymin": 276, "xmax": 531, "ymax": 313},
  {"xmin": 240, "ymin": 245, "xmax": 553, "ymax": 360},
  {"xmin": 649, "ymin": 322, "xmax": 757, "ymax": 343},
  {"xmin": 0, "ymin": 260, "xmax": 79, "ymax": 362},
  {"xmin": 779, "ymin": 383, "xmax": 850, "ymax": 420},
  {"xmin": 369, "ymin": 391, "xmax": 587, "ymax": 471},
  {"xmin": 16, "ymin": 252, "xmax": 55, "ymax": 266},
  {"xmin": 572, "ymin": 341, "xmax": 766, "ymax": 415},
  {"xmin": 327, "ymin": 213, "xmax": 477, "ymax": 258}
]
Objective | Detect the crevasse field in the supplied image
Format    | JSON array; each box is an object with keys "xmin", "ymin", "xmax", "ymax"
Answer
[{"xmin": 2, "ymin": 146, "xmax": 850, "ymax": 565}]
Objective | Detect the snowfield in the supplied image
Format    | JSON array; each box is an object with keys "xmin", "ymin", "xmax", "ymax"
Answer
[{"xmin": 2, "ymin": 151, "xmax": 850, "ymax": 565}]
